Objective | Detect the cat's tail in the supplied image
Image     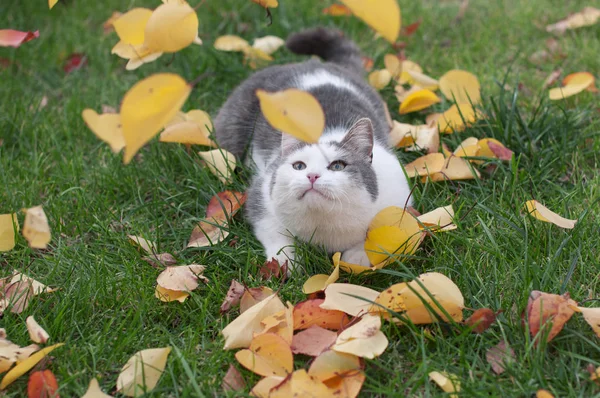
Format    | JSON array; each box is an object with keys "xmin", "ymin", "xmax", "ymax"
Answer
[{"xmin": 286, "ymin": 27, "xmax": 364, "ymax": 76}]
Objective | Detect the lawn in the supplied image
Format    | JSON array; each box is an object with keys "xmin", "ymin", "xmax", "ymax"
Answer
[{"xmin": 1, "ymin": 0, "xmax": 599, "ymax": 396}]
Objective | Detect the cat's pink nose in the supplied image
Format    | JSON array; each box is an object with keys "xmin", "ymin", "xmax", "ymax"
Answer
[{"xmin": 307, "ymin": 173, "xmax": 320, "ymax": 184}]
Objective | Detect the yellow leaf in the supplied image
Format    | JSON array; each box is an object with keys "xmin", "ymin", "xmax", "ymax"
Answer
[
  {"xmin": 320, "ymin": 283, "xmax": 379, "ymax": 317},
  {"xmin": 340, "ymin": 0, "xmax": 401, "ymax": 43},
  {"xmin": 370, "ymin": 282, "xmax": 408, "ymax": 318},
  {"xmin": 403, "ymin": 153, "xmax": 445, "ymax": 178},
  {"xmin": 308, "ymin": 350, "xmax": 361, "ymax": 381},
  {"xmin": 222, "ymin": 293, "xmax": 285, "ymax": 349},
  {"xmin": 0, "ymin": 343, "xmax": 64, "ymax": 390},
  {"xmin": 383, "ymin": 54, "xmax": 402, "ymax": 79},
  {"xmin": 252, "ymin": 0, "xmax": 278, "ymax": 8},
  {"xmin": 214, "ymin": 35, "xmax": 250, "ymax": 52},
  {"xmin": 256, "ymin": 89, "xmax": 325, "ymax": 144},
  {"xmin": 111, "ymin": 42, "xmax": 163, "ymax": 70},
  {"xmin": 0, "ymin": 213, "xmax": 18, "ymax": 252},
  {"xmin": 576, "ymin": 307, "xmax": 600, "ymax": 338},
  {"xmin": 407, "ymin": 70, "xmax": 439, "ymax": 90},
  {"xmin": 322, "ymin": 370, "xmax": 365, "ymax": 398},
  {"xmin": 332, "ymin": 252, "xmax": 381, "ymax": 274},
  {"xmin": 388, "ymin": 121, "xmax": 416, "ymax": 148},
  {"xmin": 26, "ymin": 316, "xmax": 49, "ymax": 344},
  {"xmin": 428, "ymin": 371, "xmax": 460, "ymax": 397},
  {"xmin": 368, "ymin": 69, "xmax": 392, "ymax": 90},
  {"xmin": 154, "ymin": 286, "xmax": 189, "ymax": 302},
  {"xmin": 398, "ymin": 89, "xmax": 441, "ymax": 114},
  {"xmin": 113, "ymin": 8, "xmax": 152, "ymax": 45},
  {"xmin": 127, "ymin": 235, "xmax": 156, "ymax": 253},
  {"xmin": 536, "ymin": 389, "xmax": 555, "ymax": 398},
  {"xmin": 397, "ymin": 60, "xmax": 423, "ymax": 85},
  {"xmin": 523, "ymin": 200, "xmax": 577, "ymax": 229},
  {"xmin": 270, "ymin": 369, "xmax": 334, "ymax": 398},
  {"xmin": 252, "ymin": 35, "xmax": 285, "ymax": 55},
  {"xmin": 198, "ymin": 149, "xmax": 236, "ymax": 184},
  {"xmin": 243, "ymin": 47, "xmax": 273, "ymax": 69},
  {"xmin": 438, "ymin": 104, "xmax": 478, "ymax": 133},
  {"xmin": 160, "ymin": 109, "xmax": 216, "ymax": 147},
  {"xmin": 549, "ymin": 72, "xmax": 594, "ymax": 100},
  {"xmin": 22, "ymin": 205, "xmax": 51, "ymax": 249},
  {"xmin": 121, "ymin": 73, "xmax": 191, "ymax": 164},
  {"xmin": 48, "ymin": 0, "xmax": 58, "ymax": 9},
  {"xmin": 417, "ymin": 205, "xmax": 456, "ymax": 232},
  {"xmin": 156, "ymin": 264, "xmax": 206, "ymax": 292},
  {"xmin": 546, "ymin": 7, "xmax": 600, "ymax": 34},
  {"xmin": 82, "ymin": 378, "xmax": 112, "ymax": 398},
  {"xmin": 439, "ymin": 69, "xmax": 481, "ymax": 105},
  {"xmin": 257, "ymin": 302, "xmax": 294, "ymax": 345},
  {"xmin": 477, "ymin": 138, "xmax": 503, "ymax": 157},
  {"xmin": 251, "ymin": 376, "xmax": 285, "ymax": 397},
  {"xmin": 426, "ymin": 156, "xmax": 480, "ymax": 182},
  {"xmin": 240, "ymin": 286, "xmax": 274, "ymax": 313},
  {"xmin": 144, "ymin": 1, "xmax": 199, "ymax": 53},
  {"xmin": 332, "ymin": 314, "xmax": 388, "ymax": 359},
  {"xmin": 453, "ymin": 136, "xmax": 480, "ymax": 157},
  {"xmin": 302, "ymin": 263, "xmax": 340, "ymax": 294},
  {"xmin": 116, "ymin": 347, "xmax": 171, "ymax": 397},
  {"xmin": 235, "ymin": 333, "xmax": 293, "ymax": 377},
  {"xmin": 82, "ymin": 109, "xmax": 125, "ymax": 153}
]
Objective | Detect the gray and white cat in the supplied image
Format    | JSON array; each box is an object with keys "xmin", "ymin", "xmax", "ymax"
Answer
[{"xmin": 214, "ymin": 28, "xmax": 411, "ymax": 270}]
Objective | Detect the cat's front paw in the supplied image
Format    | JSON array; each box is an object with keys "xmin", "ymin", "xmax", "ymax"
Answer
[{"xmin": 341, "ymin": 246, "xmax": 371, "ymax": 267}]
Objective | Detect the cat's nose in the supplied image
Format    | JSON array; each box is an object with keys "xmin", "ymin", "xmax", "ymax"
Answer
[{"xmin": 307, "ymin": 173, "xmax": 320, "ymax": 184}]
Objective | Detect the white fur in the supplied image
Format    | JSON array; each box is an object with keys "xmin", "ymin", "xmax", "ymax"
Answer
[
  {"xmin": 253, "ymin": 132, "xmax": 411, "ymax": 271},
  {"xmin": 296, "ymin": 70, "xmax": 360, "ymax": 96}
]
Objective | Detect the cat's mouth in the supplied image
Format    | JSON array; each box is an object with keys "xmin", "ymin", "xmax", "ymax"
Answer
[{"xmin": 299, "ymin": 187, "xmax": 330, "ymax": 200}]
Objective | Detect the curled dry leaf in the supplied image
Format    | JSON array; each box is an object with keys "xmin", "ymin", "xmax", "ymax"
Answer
[
  {"xmin": 116, "ymin": 347, "xmax": 171, "ymax": 397},
  {"xmin": 142, "ymin": 252, "xmax": 177, "ymax": 268},
  {"xmin": 332, "ymin": 314, "xmax": 389, "ymax": 359},
  {"xmin": 259, "ymin": 258, "xmax": 287, "ymax": 280},
  {"xmin": 302, "ymin": 262, "xmax": 340, "ymax": 294},
  {"xmin": 368, "ymin": 70, "xmax": 392, "ymax": 90},
  {"xmin": 154, "ymin": 286, "xmax": 189, "ymax": 303},
  {"xmin": 0, "ymin": 332, "xmax": 39, "ymax": 373},
  {"xmin": 417, "ymin": 205, "xmax": 456, "ymax": 232},
  {"xmin": 128, "ymin": 235, "xmax": 156, "ymax": 254},
  {"xmin": 160, "ymin": 109, "xmax": 216, "ymax": 147},
  {"xmin": 235, "ymin": 333, "xmax": 293, "ymax": 377},
  {"xmin": 240, "ymin": 286, "xmax": 274, "ymax": 313},
  {"xmin": 428, "ymin": 371, "xmax": 460, "ymax": 397},
  {"xmin": 156, "ymin": 264, "xmax": 206, "ymax": 292},
  {"xmin": 220, "ymin": 279, "xmax": 245, "ymax": 313},
  {"xmin": 291, "ymin": 325, "xmax": 338, "ymax": 357},
  {"xmin": 0, "ymin": 29, "xmax": 40, "ymax": 48},
  {"xmin": 0, "ymin": 343, "xmax": 64, "ymax": 390},
  {"xmin": 527, "ymin": 291, "xmax": 577, "ymax": 344},
  {"xmin": 486, "ymin": 341, "xmax": 515, "ymax": 375},
  {"xmin": 523, "ymin": 200, "xmax": 577, "ymax": 229},
  {"xmin": 398, "ymin": 89, "xmax": 441, "ymax": 114},
  {"xmin": 27, "ymin": 370, "xmax": 59, "ymax": 398},
  {"xmin": 546, "ymin": 7, "xmax": 600, "ymax": 35},
  {"xmin": 439, "ymin": 69, "xmax": 481, "ymax": 105},
  {"xmin": 82, "ymin": 378, "xmax": 112, "ymax": 398},
  {"xmin": 0, "ymin": 213, "xmax": 18, "ymax": 252},
  {"xmin": 294, "ymin": 298, "xmax": 351, "ymax": 330},
  {"xmin": 333, "ymin": 251, "xmax": 381, "ymax": 274},
  {"xmin": 82, "ymin": 109, "xmax": 125, "ymax": 153},
  {"xmin": 26, "ymin": 316, "xmax": 49, "ymax": 344},
  {"xmin": 222, "ymin": 364, "xmax": 246, "ymax": 392},
  {"xmin": 22, "ymin": 206, "xmax": 51, "ymax": 249},
  {"xmin": 339, "ymin": 0, "xmax": 401, "ymax": 43},
  {"xmin": 256, "ymin": 89, "xmax": 325, "ymax": 144},
  {"xmin": 320, "ymin": 284, "xmax": 379, "ymax": 318},
  {"xmin": 465, "ymin": 308, "xmax": 497, "ymax": 333}
]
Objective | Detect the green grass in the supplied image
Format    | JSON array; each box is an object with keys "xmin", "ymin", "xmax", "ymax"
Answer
[{"xmin": 1, "ymin": 0, "xmax": 599, "ymax": 396}]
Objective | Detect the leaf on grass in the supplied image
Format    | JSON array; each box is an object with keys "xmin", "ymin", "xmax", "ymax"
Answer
[
  {"xmin": 121, "ymin": 73, "xmax": 191, "ymax": 163},
  {"xmin": 222, "ymin": 293, "xmax": 285, "ymax": 350},
  {"xmin": 397, "ymin": 60, "xmax": 423, "ymax": 85},
  {"xmin": 322, "ymin": 370, "xmax": 365, "ymax": 398},
  {"xmin": 103, "ymin": 11, "xmax": 123, "ymax": 34},
  {"xmin": 270, "ymin": 369, "xmax": 334, "ymax": 398},
  {"xmin": 465, "ymin": 308, "xmax": 497, "ymax": 333},
  {"xmin": 198, "ymin": 149, "xmax": 237, "ymax": 184},
  {"xmin": 339, "ymin": 0, "xmax": 401, "ymax": 43},
  {"xmin": 128, "ymin": 235, "xmax": 156, "ymax": 254},
  {"xmin": 252, "ymin": 36, "xmax": 285, "ymax": 55},
  {"xmin": 453, "ymin": 136, "xmax": 480, "ymax": 158},
  {"xmin": 160, "ymin": 110, "xmax": 216, "ymax": 147},
  {"xmin": 479, "ymin": 138, "xmax": 514, "ymax": 160},
  {"xmin": 259, "ymin": 258, "xmax": 287, "ymax": 280},
  {"xmin": 0, "ymin": 343, "xmax": 64, "ymax": 390},
  {"xmin": 398, "ymin": 89, "xmax": 441, "ymax": 114},
  {"xmin": 368, "ymin": 70, "xmax": 392, "ymax": 90},
  {"xmin": 389, "ymin": 122, "xmax": 439, "ymax": 154},
  {"xmin": 142, "ymin": 253, "xmax": 177, "ymax": 268},
  {"xmin": 111, "ymin": 8, "xmax": 162, "ymax": 70},
  {"xmin": 485, "ymin": 341, "xmax": 514, "ymax": 375},
  {"xmin": 235, "ymin": 333, "xmax": 293, "ymax": 377},
  {"xmin": 222, "ymin": 364, "xmax": 246, "ymax": 392},
  {"xmin": 0, "ymin": 213, "xmax": 18, "ymax": 252},
  {"xmin": 439, "ymin": 69, "xmax": 481, "ymax": 105},
  {"xmin": 156, "ymin": 264, "xmax": 207, "ymax": 292},
  {"xmin": 214, "ymin": 35, "xmax": 250, "ymax": 52},
  {"xmin": 82, "ymin": 378, "xmax": 112, "ymax": 398},
  {"xmin": 322, "ymin": 4, "xmax": 352, "ymax": 16},
  {"xmin": 0, "ymin": 30, "xmax": 39, "ymax": 48},
  {"xmin": 0, "ymin": 333, "xmax": 39, "ymax": 373},
  {"xmin": 404, "ymin": 153, "xmax": 445, "ymax": 178},
  {"xmin": 82, "ymin": 109, "xmax": 125, "ymax": 153},
  {"xmin": 549, "ymin": 71, "xmax": 595, "ymax": 100},
  {"xmin": 240, "ymin": 286, "xmax": 274, "ymax": 313},
  {"xmin": 536, "ymin": 389, "xmax": 555, "ymax": 398},
  {"xmin": 332, "ymin": 252, "xmax": 380, "ymax": 274},
  {"xmin": 428, "ymin": 371, "xmax": 460, "ymax": 397},
  {"xmin": 220, "ymin": 279, "xmax": 245, "ymax": 313},
  {"xmin": 426, "ymin": 156, "xmax": 481, "ymax": 182},
  {"xmin": 320, "ymin": 284, "xmax": 379, "ymax": 317},
  {"xmin": 256, "ymin": 89, "xmax": 325, "ymax": 144},
  {"xmin": 294, "ymin": 299, "xmax": 350, "ymax": 330},
  {"xmin": 257, "ymin": 303, "xmax": 294, "ymax": 345},
  {"xmin": 546, "ymin": 7, "xmax": 600, "ymax": 35},
  {"xmin": 26, "ymin": 316, "xmax": 49, "ymax": 344},
  {"xmin": 302, "ymin": 262, "xmax": 339, "ymax": 294},
  {"xmin": 251, "ymin": 376, "xmax": 285, "ymax": 398},
  {"xmin": 563, "ymin": 72, "xmax": 597, "ymax": 92},
  {"xmin": 332, "ymin": 314, "xmax": 388, "ymax": 359},
  {"xmin": 48, "ymin": 0, "xmax": 58, "ymax": 9},
  {"xmin": 291, "ymin": 326, "xmax": 338, "ymax": 357},
  {"xmin": 27, "ymin": 370, "xmax": 59, "ymax": 398},
  {"xmin": 308, "ymin": 350, "xmax": 362, "ymax": 381},
  {"xmin": 417, "ymin": 205, "xmax": 456, "ymax": 232},
  {"xmin": 116, "ymin": 347, "xmax": 171, "ymax": 397},
  {"xmin": 523, "ymin": 200, "xmax": 577, "ymax": 229},
  {"xmin": 22, "ymin": 206, "xmax": 51, "ymax": 249},
  {"xmin": 154, "ymin": 286, "xmax": 189, "ymax": 303},
  {"xmin": 63, "ymin": 53, "xmax": 88, "ymax": 74},
  {"xmin": 144, "ymin": 1, "xmax": 199, "ymax": 53},
  {"xmin": 575, "ymin": 307, "xmax": 600, "ymax": 338},
  {"xmin": 252, "ymin": 0, "xmax": 278, "ymax": 8},
  {"xmin": 438, "ymin": 103, "xmax": 478, "ymax": 133},
  {"xmin": 407, "ymin": 70, "xmax": 439, "ymax": 90},
  {"xmin": 527, "ymin": 291, "xmax": 577, "ymax": 344}
]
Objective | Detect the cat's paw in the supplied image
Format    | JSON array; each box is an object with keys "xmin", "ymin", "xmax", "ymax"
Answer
[{"xmin": 341, "ymin": 246, "xmax": 371, "ymax": 267}]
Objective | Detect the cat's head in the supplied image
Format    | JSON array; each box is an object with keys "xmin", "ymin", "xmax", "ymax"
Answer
[{"xmin": 270, "ymin": 118, "xmax": 378, "ymax": 212}]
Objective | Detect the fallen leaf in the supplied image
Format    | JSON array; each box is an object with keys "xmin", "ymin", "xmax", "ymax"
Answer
[
  {"xmin": 397, "ymin": 60, "xmax": 423, "ymax": 85},
  {"xmin": 121, "ymin": 73, "xmax": 191, "ymax": 164},
  {"xmin": 536, "ymin": 389, "xmax": 555, "ymax": 398},
  {"xmin": 404, "ymin": 153, "xmax": 445, "ymax": 178},
  {"xmin": 453, "ymin": 136, "xmax": 480, "ymax": 158},
  {"xmin": 523, "ymin": 200, "xmax": 577, "ymax": 229},
  {"xmin": 240, "ymin": 286, "xmax": 274, "ymax": 313},
  {"xmin": 563, "ymin": 72, "xmax": 597, "ymax": 92},
  {"xmin": 428, "ymin": 371, "xmax": 460, "ymax": 397},
  {"xmin": 198, "ymin": 149, "xmax": 237, "ymax": 184},
  {"xmin": 322, "ymin": 4, "xmax": 352, "ymax": 16},
  {"xmin": 81, "ymin": 378, "xmax": 111, "ymax": 398},
  {"xmin": 142, "ymin": 252, "xmax": 177, "ymax": 268},
  {"xmin": 302, "ymin": 263, "xmax": 340, "ymax": 294},
  {"xmin": 485, "ymin": 341, "xmax": 514, "ymax": 375},
  {"xmin": 542, "ymin": 70, "xmax": 562, "ymax": 89},
  {"xmin": 0, "ymin": 343, "xmax": 64, "ymax": 390},
  {"xmin": 308, "ymin": 350, "xmax": 362, "ymax": 382},
  {"xmin": 252, "ymin": 35, "xmax": 285, "ymax": 55},
  {"xmin": 361, "ymin": 56, "xmax": 374, "ymax": 72},
  {"xmin": 368, "ymin": 69, "xmax": 392, "ymax": 90},
  {"xmin": 527, "ymin": 291, "xmax": 577, "ymax": 344},
  {"xmin": 160, "ymin": 109, "xmax": 216, "ymax": 147},
  {"xmin": 156, "ymin": 264, "xmax": 206, "ymax": 291},
  {"xmin": 258, "ymin": 303, "xmax": 294, "ymax": 345},
  {"xmin": 251, "ymin": 376, "xmax": 285, "ymax": 397},
  {"xmin": 439, "ymin": 69, "xmax": 481, "ymax": 105},
  {"xmin": 222, "ymin": 364, "xmax": 246, "ymax": 392},
  {"xmin": 465, "ymin": 308, "xmax": 497, "ymax": 333},
  {"xmin": 63, "ymin": 53, "xmax": 88, "ymax": 74},
  {"xmin": 22, "ymin": 206, "xmax": 51, "ymax": 249},
  {"xmin": 111, "ymin": 8, "xmax": 162, "ymax": 70},
  {"xmin": 407, "ymin": 70, "xmax": 439, "ymax": 90},
  {"xmin": 0, "ymin": 213, "xmax": 19, "ymax": 252},
  {"xmin": 291, "ymin": 326, "xmax": 338, "ymax": 357},
  {"xmin": 417, "ymin": 205, "xmax": 456, "ymax": 232},
  {"xmin": 222, "ymin": 293, "xmax": 285, "ymax": 349},
  {"xmin": 546, "ymin": 7, "xmax": 600, "ymax": 35},
  {"xmin": 220, "ymin": 279, "xmax": 245, "ymax": 313},
  {"xmin": 144, "ymin": 1, "xmax": 199, "ymax": 53},
  {"xmin": 426, "ymin": 156, "xmax": 481, "ymax": 182},
  {"xmin": 320, "ymin": 284, "xmax": 379, "ymax": 317},
  {"xmin": 0, "ymin": 30, "xmax": 39, "ymax": 48},
  {"xmin": 270, "ymin": 369, "xmax": 334, "ymax": 398},
  {"xmin": 27, "ymin": 370, "xmax": 59, "ymax": 398},
  {"xmin": 549, "ymin": 72, "xmax": 595, "ymax": 100},
  {"xmin": 127, "ymin": 235, "xmax": 156, "ymax": 254},
  {"xmin": 103, "ymin": 11, "xmax": 123, "ymax": 34},
  {"xmin": 82, "ymin": 109, "xmax": 125, "ymax": 153},
  {"xmin": 478, "ymin": 138, "xmax": 514, "ymax": 161},
  {"xmin": 401, "ymin": 20, "xmax": 421, "ymax": 36},
  {"xmin": 575, "ymin": 307, "xmax": 600, "ymax": 338},
  {"xmin": 294, "ymin": 299, "xmax": 351, "ymax": 330},
  {"xmin": 439, "ymin": 103, "xmax": 479, "ymax": 134},
  {"xmin": 332, "ymin": 314, "xmax": 388, "ymax": 359},
  {"xmin": 26, "ymin": 316, "xmax": 49, "ymax": 344},
  {"xmin": 259, "ymin": 258, "xmax": 287, "ymax": 280},
  {"xmin": 256, "ymin": 89, "xmax": 325, "ymax": 144},
  {"xmin": 243, "ymin": 46, "xmax": 274, "ymax": 70},
  {"xmin": 154, "ymin": 286, "xmax": 189, "ymax": 303},
  {"xmin": 235, "ymin": 333, "xmax": 293, "ymax": 377},
  {"xmin": 116, "ymin": 347, "xmax": 171, "ymax": 397},
  {"xmin": 252, "ymin": 0, "xmax": 278, "ymax": 8},
  {"xmin": 339, "ymin": 0, "xmax": 401, "ymax": 43},
  {"xmin": 398, "ymin": 89, "xmax": 441, "ymax": 114},
  {"xmin": 0, "ymin": 333, "xmax": 39, "ymax": 373},
  {"xmin": 214, "ymin": 35, "xmax": 250, "ymax": 52},
  {"xmin": 8, "ymin": 271, "xmax": 55, "ymax": 295},
  {"xmin": 48, "ymin": 0, "xmax": 58, "ymax": 9}
]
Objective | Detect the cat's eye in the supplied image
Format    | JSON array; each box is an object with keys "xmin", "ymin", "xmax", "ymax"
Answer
[
  {"xmin": 292, "ymin": 161, "xmax": 307, "ymax": 170},
  {"xmin": 328, "ymin": 160, "xmax": 347, "ymax": 171}
]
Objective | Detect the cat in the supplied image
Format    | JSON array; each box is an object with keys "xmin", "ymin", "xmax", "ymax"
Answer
[{"xmin": 214, "ymin": 27, "xmax": 412, "ymax": 271}]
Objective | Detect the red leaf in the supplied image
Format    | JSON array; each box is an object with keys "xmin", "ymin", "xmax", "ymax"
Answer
[
  {"xmin": 28, "ymin": 370, "xmax": 59, "ymax": 398},
  {"xmin": 259, "ymin": 258, "xmax": 287, "ymax": 280},
  {"xmin": 527, "ymin": 291, "xmax": 577, "ymax": 345},
  {"xmin": 63, "ymin": 53, "xmax": 88, "ymax": 74},
  {"xmin": 487, "ymin": 141, "xmax": 514, "ymax": 161},
  {"xmin": 0, "ymin": 29, "xmax": 40, "ymax": 48},
  {"xmin": 361, "ymin": 56, "xmax": 374, "ymax": 72},
  {"xmin": 401, "ymin": 20, "xmax": 421, "ymax": 36},
  {"xmin": 465, "ymin": 308, "xmax": 498, "ymax": 333},
  {"xmin": 293, "ymin": 299, "xmax": 350, "ymax": 331}
]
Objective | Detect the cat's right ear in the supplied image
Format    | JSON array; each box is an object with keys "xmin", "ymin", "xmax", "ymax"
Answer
[{"xmin": 281, "ymin": 134, "xmax": 301, "ymax": 157}]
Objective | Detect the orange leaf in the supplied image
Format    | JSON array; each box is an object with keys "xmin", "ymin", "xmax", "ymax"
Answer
[
  {"xmin": 27, "ymin": 370, "xmax": 59, "ymax": 398},
  {"xmin": 293, "ymin": 299, "xmax": 350, "ymax": 331},
  {"xmin": 527, "ymin": 291, "xmax": 577, "ymax": 344},
  {"xmin": 235, "ymin": 333, "xmax": 293, "ymax": 377},
  {"xmin": 465, "ymin": 308, "xmax": 497, "ymax": 333},
  {"xmin": 322, "ymin": 4, "xmax": 352, "ymax": 16}
]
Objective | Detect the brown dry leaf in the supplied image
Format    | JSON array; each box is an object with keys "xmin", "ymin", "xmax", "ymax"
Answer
[
  {"xmin": 291, "ymin": 325, "xmax": 338, "ymax": 357},
  {"xmin": 542, "ymin": 70, "xmax": 562, "ymax": 89},
  {"xmin": 142, "ymin": 253, "xmax": 177, "ymax": 268},
  {"xmin": 332, "ymin": 314, "xmax": 388, "ymax": 359},
  {"xmin": 156, "ymin": 264, "xmax": 207, "ymax": 292},
  {"xmin": 220, "ymin": 279, "xmax": 245, "ymax": 313},
  {"xmin": 485, "ymin": 341, "xmax": 515, "ymax": 375},
  {"xmin": 465, "ymin": 308, "xmax": 497, "ymax": 333},
  {"xmin": 22, "ymin": 206, "xmax": 51, "ymax": 249},
  {"xmin": 546, "ymin": 7, "xmax": 600, "ymax": 35},
  {"xmin": 128, "ymin": 235, "xmax": 156, "ymax": 254},
  {"xmin": 1, "ymin": 279, "xmax": 33, "ymax": 314},
  {"xmin": 259, "ymin": 258, "xmax": 287, "ymax": 280},
  {"xmin": 294, "ymin": 298, "xmax": 351, "ymax": 330},
  {"xmin": 320, "ymin": 284, "xmax": 380, "ymax": 317},
  {"xmin": 240, "ymin": 286, "xmax": 274, "ymax": 313},
  {"xmin": 26, "ymin": 316, "xmax": 49, "ymax": 344},
  {"xmin": 486, "ymin": 140, "xmax": 514, "ymax": 161},
  {"xmin": 523, "ymin": 200, "xmax": 577, "ymax": 229},
  {"xmin": 575, "ymin": 307, "xmax": 600, "ymax": 337},
  {"xmin": 235, "ymin": 333, "xmax": 293, "ymax": 377},
  {"xmin": 429, "ymin": 371, "xmax": 460, "ymax": 397},
  {"xmin": 222, "ymin": 364, "xmax": 246, "ymax": 392},
  {"xmin": 527, "ymin": 291, "xmax": 577, "ymax": 344}
]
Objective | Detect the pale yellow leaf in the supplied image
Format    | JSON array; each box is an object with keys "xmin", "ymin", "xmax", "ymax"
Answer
[
  {"xmin": 128, "ymin": 235, "xmax": 156, "ymax": 253},
  {"xmin": 154, "ymin": 286, "xmax": 189, "ymax": 303},
  {"xmin": 302, "ymin": 263, "xmax": 340, "ymax": 294},
  {"xmin": 524, "ymin": 200, "xmax": 577, "ymax": 229},
  {"xmin": 198, "ymin": 149, "xmax": 236, "ymax": 184},
  {"xmin": 576, "ymin": 307, "xmax": 600, "ymax": 338},
  {"xmin": 404, "ymin": 153, "xmax": 445, "ymax": 178},
  {"xmin": 270, "ymin": 369, "xmax": 334, "ymax": 398},
  {"xmin": 214, "ymin": 35, "xmax": 250, "ymax": 52},
  {"xmin": 368, "ymin": 69, "xmax": 392, "ymax": 90},
  {"xmin": 22, "ymin": 206, "xmax": 51, "ymax": 249},
  {"xmin": 383, "ymin": 54, "xmax": 402, "ymax": 79},
  {"xmin": 320, "ymin": 283, "xmax": 379, "ymax": 317},
  {"xmin": 429, "ymin": 371, "xmax": 460, "ymax": 397},
  {"xmin": 26, "ymin": 316, "xmax": 49, "ymax": 344},
  {"xmin": 116, "ymin": 347, "xmax": 171, "ymax": 397},
  {"xmin": 82, "ymin": 109, "xmax": 125, "ymax": 153},
  {"xmin": 0, "ymin": 214, "xmax": 18, "ymax": 252},
  {"xmin": 144, "ymin": 2, "xmax": 199, "ymax": 53},
  {"xmin": 438, "ymin": 103, "xmax": 478, "ymax": 133},
  {"xmin": 160, "ymin": 109, "xmax": 216, "ymax": 147},
  {"xmin": 427, "ymin": 156, "xmax": 481, "ymax": 182},
  {"xmin": 453, "ymin": 136, "xmax": 480, "ymax": 158},
  {"xmin": 252, "ymin": 35, "xmax": 285, "ymax": 55},
  {"xmin": 439, "ymin": 69, "xmax": 481, "ymax": 105},
  {"xmin": 339, "ymin": 0, "xmax": 401, "ymax": 43},
  {"xmin": 332, "ymin": 314, "xmax": 388, "ymax": 359},
  {"xmin": 235, "ymin": 333, "xmax": 293, "ymax": 377},
  {"xmin": 407, "ymin": 70, "xmax": 439, "ymax": 90},
  {"xmin": 308, "ymin": 350, "xmax": 361, "ymax": 381},
  {"xmin": 417, "ymin": 205, "xmax": 456, "ymax": 231},
  {"xmin": 397, "ymin": 60, "xmax": 423, "ymax": 85},
  {"xmin": 546, "ymin": 7, "xmax": 600, "ymax": 34},
  {"xmin": 251, "ymin": 376, "xmax": 285, "ymax": 398},
  {"xmin": 156, "ymin": 264, "xmax": 206, "ymax": 291},
  {"xmin": 82, "ymin": 378, "xmax": 112, "ymax": 398},
  {"xmin": 549, "ymin": 72, "xmax": 594, "ymax": 100}
]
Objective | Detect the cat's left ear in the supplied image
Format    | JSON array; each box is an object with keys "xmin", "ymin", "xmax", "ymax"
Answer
[{"xmin": 341, "ymin": 118, "xmax": 374, "ymax": 161}]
